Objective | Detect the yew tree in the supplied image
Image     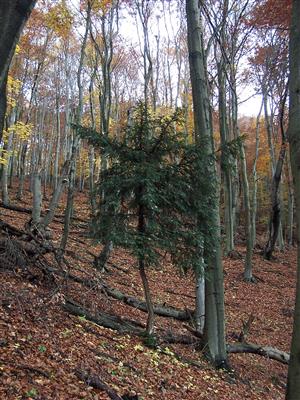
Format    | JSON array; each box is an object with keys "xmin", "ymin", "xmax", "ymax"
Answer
[{"xmin": 75, "ymin": 103, "xmax": 215, "ymax": 336}]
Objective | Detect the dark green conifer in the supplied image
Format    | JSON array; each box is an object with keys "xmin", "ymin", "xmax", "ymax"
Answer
[{"xmin": 75, "ymin": 103, "xmax": 216, "ymax": 335}]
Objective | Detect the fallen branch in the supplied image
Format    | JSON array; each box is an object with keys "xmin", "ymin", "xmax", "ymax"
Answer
[
  {"xmin": 227, "ymin": 342, "xmax": 289, "ymax": 364},
  {"xmin": 75, "ymin": 369, "xmax": 123, "ymax": 400}
]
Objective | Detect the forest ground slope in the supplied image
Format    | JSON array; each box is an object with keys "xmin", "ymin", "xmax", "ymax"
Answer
[{"xmin": 0, "ymin": 182, "xmax": 296, "ymax": 400}]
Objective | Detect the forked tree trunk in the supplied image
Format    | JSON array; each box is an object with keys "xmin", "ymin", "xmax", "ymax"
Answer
[
  {"xmin": 286, "ymin": 1, "xmax": 300, "ymax": 397},
  {"xmin": 264, "ymin": 87, "xmax": 288, "ymax": 260}
]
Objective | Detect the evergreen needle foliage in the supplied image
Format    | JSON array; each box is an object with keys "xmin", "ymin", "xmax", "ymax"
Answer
[{"xmin": 74, "ymin": 103, "xmax": 217, "ymax": 276}]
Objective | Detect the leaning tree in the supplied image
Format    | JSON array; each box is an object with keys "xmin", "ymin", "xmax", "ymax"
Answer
[{"xmin": 0, "ymin": 0, "xmax": 36, "ymax": 142}]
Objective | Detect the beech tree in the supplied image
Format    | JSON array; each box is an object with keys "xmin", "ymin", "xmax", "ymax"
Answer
[
  {"xmin": 186, "ymin": 0, "xmax": 227, "ymax": 367},
  {"xmin": 286, "ymin": 0, "xmax": 300, "ymax": 397},
  {"xmin": 0, "ymin": 0, "xmax": 36, "ymax": 142}
]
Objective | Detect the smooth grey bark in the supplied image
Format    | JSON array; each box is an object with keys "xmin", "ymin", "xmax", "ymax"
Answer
[
  {"xmin": 195, "ymin": 274, "xmax": 205, "ymax": 334},
  {"xmin": 40, "ymin": 160, "xmax": 71, "ymax": 228},
  {"xmin": 240, "ymin": 141, "xmax": 254, "ymax": 282},
  {"xmin": 286, "ymin": 0, "xmax": 300, "ymax": 397},
  {"xmin": 251, "ymin": 101, "xmax": 263, "ymax": 247},
  {"xmin": 227, "ymin": 343, "xmax": 289, "ymax": 365},
  {"xmin": 186, "ymin": 0, "xmax": 227, "ymax": 367},
  {"xmin": 32, "ymin": 170, "xmax": 42, "ymax": 224}
]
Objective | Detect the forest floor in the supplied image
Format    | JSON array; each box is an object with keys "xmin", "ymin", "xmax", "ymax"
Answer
[{"xmin": 0, "ymin": 182, "xmax": 296, "ymax": 400}]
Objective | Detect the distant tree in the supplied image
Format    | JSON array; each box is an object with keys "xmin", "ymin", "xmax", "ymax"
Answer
[
  {"xmin": 0, "ymin": 0, "xmax": 36, "ymax": 142},
  {"xmin": 286, "ymin": 0, "xmax": 300, "ymax": 397},
  {"xmin": 75, "ymin": 103, "xmax": 215, "ymax": 336}
]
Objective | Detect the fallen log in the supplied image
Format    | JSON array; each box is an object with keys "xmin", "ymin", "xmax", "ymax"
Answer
[
  {"xmin": 53, "ymin": 265, "xmax": 193, "ymax": 322},
  {"xmin": 63, "ymin": 298, "xmax": 144, "ymax": 334},
  {"xmin": 0, "ymin": 202, "xmax": 87, "ymax": 223},
  {"xmin": 103, "ymin": 285, "xmax": 193, "ymax": 321},
  {"xmin": 227, "ymin": 342, "xmax": 289, "ymax": 364},
  {"xmin": 0, "ymin": 201, "xmax": 32, "ymax": 214}
]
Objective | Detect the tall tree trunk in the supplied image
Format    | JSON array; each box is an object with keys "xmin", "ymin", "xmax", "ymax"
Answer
[
  {"xmin": 186, "ymin": 0, "xmax": 227, "ymax": 367},
  {"xmin": 251, "ymin": 101, "xmax": 263, "ymax": 248},
  {"xmin": 91, "ymin": 1, "xmax": 119, "ymax": 269},
  {"xmin": 264, "ymin": 87, "xmax": 288, "ymax": 259},
  {"xmin": 218, "ymin": 60, "xmax": 234, "ymax": 255},
  {"xmin": 240, "ymin": 142, "xmax": 254, "ymax": 282},
  {"xmin": 60, "ymin": 1, "xmax": 92, "ymax": 252},
  {"xmin": 286, "ymin": 1, "xmax": 300, "ymax": 397}
]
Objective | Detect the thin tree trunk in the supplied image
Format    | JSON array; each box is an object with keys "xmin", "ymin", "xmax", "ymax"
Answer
[
  {"xmin": 60, "ymin": 1, "xmax": 92, "ymax": 252},
  {"xmin": 218, "ymin": 60, "xmax": 234, "ymax": 255},
  {"xmin": 251, "ymin": 100, "xmax": 263, "ymax": 248},
  {"xmin": 240, "ymin": 142, "xmax": 254, "ymax": 282},
  {"xmin": 139, "ymin": 261, "xmax": 155, "ymax": 336}
]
